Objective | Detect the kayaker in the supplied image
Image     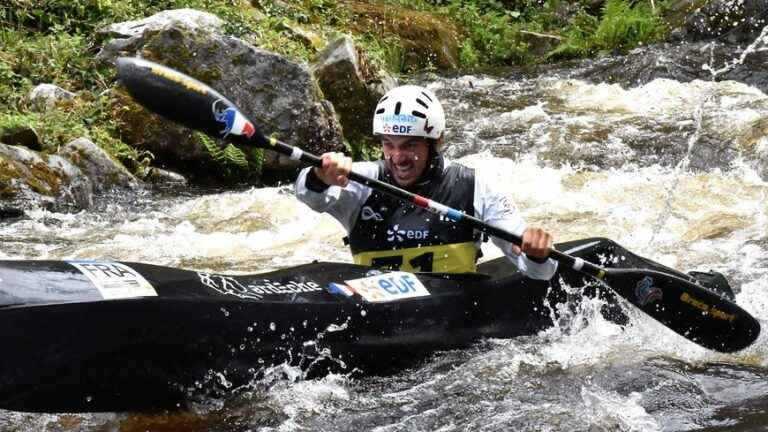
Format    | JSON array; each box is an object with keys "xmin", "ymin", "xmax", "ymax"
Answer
[{"xmin": 295, "ymin": 85, "xmax": 556, "ymax": 279}]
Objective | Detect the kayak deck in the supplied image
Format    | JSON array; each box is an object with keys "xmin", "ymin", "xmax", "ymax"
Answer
[{"xmin": 0, "ymin": 237, "xmax": 731, "ymax": 412}]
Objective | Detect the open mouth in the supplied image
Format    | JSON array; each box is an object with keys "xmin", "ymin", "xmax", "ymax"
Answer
[{"xmin": 393, "ymin": 163, "xmax": 414, "ymax": 179}]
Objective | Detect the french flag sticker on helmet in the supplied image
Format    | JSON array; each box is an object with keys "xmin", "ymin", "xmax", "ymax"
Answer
[{"xmin": 212, "ymin": 99, "xmax": 256, "ymax": 138}]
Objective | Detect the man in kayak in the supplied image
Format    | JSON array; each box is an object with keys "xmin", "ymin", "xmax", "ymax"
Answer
[{"xmin": 295, "ymin": 85, "xmax": 556, "ymax": 280}]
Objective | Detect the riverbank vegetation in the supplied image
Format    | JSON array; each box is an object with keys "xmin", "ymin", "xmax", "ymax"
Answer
[{"xmin": 0, "ymin": 0, "xmax": 673, "ymax": 180}]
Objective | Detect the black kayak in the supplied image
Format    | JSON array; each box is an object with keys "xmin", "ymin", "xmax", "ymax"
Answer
[{"xmin": 0, "ymin": 237, "xmax": 734, "ymax": 413}]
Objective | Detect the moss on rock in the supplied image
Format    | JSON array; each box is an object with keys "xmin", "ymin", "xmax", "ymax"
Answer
[{"xmin": 343, "ymin": 1, "xmax": 461, "ymax": 71}]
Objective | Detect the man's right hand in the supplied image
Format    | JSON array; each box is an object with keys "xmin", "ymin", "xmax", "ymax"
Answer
[{"xmin": 314, "ymin": 152, "xmax": 352, "ymax": 187}]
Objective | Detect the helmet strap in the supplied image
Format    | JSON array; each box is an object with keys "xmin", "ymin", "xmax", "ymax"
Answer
[{"xmin": 414, "ymin": 140, "xmax": 442, "ymax": 187}]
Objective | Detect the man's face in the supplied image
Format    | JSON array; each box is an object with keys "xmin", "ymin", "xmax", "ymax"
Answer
[{"xmin": 381, "ymin": 135, "xmax": 430, "ymax": 187}]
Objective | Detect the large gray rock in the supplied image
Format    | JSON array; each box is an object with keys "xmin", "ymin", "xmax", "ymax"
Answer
[
  {"xmin": 59, "ymin": 138, "xmax": 141, "ymax": 192},
  {"xmin": 97, "ymin": 9, "xmax": 225, "ymax": 61},
  {"xmin": 312, "ymin": 35, "xmax": 396, "ymax": 148},
  {"xmin": 0, "ymin": 143, "xmax": 93, "ymax": 212},
  {"xmin": 98, "ymin": 9, "xmax": 344, "ymax": 178},
  {"xmin": 46, "ymin": 153, "xmax": 94, "ymax": 209},
  {"xmin": 28, "ymin": 84, "xmax": 76, "ymax": 111}
]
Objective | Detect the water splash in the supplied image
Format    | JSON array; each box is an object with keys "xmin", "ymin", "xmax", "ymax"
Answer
[
  {"xmin": 646, "ymin": 93, "xmax": 712, "ymax": 250},
  {"xmin": 647, "ymin": 22, "xmax": 768, "ymax": 249},
  {"xmin": 703, "ymin": 24, "xmax": 768, "ymax": 80},
  {"xmin": 581, "ymin": 387, "xmax": 661, "ymax": 431}
]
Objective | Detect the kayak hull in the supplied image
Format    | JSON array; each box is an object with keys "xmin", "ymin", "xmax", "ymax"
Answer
[{"xmin": 0, "ymin": 237, "xmax": 722, "ymax": 412}]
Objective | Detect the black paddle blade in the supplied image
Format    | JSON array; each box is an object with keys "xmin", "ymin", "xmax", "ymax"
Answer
[
  {"xmin": 115, "ymin": 57, "xmax": 269, "ymax": 148},
  {"xmin": 603, "ymin": 268, "xmax": 760, "ymax": 352}
]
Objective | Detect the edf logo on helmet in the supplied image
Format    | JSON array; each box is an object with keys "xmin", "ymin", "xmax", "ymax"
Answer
[{"xmin": 383, "ymin": 124, "xmax": 413, "ymax": 134}]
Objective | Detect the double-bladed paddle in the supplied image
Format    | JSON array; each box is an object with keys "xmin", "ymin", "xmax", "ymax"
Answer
[{"xmin": 115, "ymin": 57, "xmax": 761, "ymax": 353}]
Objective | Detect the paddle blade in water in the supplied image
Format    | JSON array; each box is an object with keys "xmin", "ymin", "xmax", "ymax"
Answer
[{"xmin": 603, "ymin": 268, "xmax": 760, "ymax": 352}]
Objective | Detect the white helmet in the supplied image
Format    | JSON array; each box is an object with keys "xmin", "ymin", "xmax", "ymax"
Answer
[{"xmin": 372, "ymin": 85, "xmax": 445, "ymax": 144}]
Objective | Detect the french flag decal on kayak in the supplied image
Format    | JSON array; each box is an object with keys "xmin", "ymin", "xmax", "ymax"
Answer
[
  {"xmin": 212, "ymin": 99, "xmax": 255, "ymax": 138},
  {"xmin": 327, "ymin": 282, "xmax": 356, "ymax": 297}
]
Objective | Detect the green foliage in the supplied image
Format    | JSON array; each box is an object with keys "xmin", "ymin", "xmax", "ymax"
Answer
[
  {"xmin": 196, "ymin": 132, "xmax": 262, "ymax": 178},
  {"xmin": 357, "ymin": 33, "xmax": 408, "ymax": 75},
  {"xmin": 345, "ymin": 138, "xmax": 381, "ymax": 162},
  {"xmin": 593, "ymin": 0, "xmax": 665, "ymax": 52},
  {"xmin": 0, "ymin": 112, "xmax": 39, "ymax": 137},
  {"xmin": 545, "ymin": 9, "xmax": 598, "ymax": 60},
  {"xmin": 548, "ymin": 0, "xmax": 667, "ymax": 60},
  {"xmin": 0, "ymin": 90, "xmax": 126, "ymax": 155},
  {"xmin": 447, "ymin": 2, "xmax": 510, "ymax": 66},
  {"xmin": 0, "ymin": 0, "xmax": 268, "ymax": 37},
  {"xmin": 244, "ymin": 15, "xmax": 313, "ymax": 60},
  {"xmin": 256, "ymin": 0, "xmax": 347, "ymax": 27},
  {"xmin": 444, "ymin": 0, "xmax": 553, "ymax": 67},
  {"xmin": 459, "ymin": 40, "xmax": 480, "ymax": 68},
  {"xmin": 0, "ymin": 28, "xmax": 104, "ymax": 102}
]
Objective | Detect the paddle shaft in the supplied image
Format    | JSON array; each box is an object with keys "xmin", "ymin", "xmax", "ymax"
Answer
[{"xmin": 266, "ymin": 137, "xmax": 601, "ymax": 278}]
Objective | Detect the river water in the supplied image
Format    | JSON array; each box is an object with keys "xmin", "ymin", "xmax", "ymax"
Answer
[{"xmin": 2, "ymin": 33, "xmax": 768, "ymax": 432}]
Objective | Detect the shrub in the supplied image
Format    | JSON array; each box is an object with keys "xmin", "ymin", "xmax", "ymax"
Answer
[{"xmin": 593, "ymin": 0, "xmax": 666, "ymax": 53}]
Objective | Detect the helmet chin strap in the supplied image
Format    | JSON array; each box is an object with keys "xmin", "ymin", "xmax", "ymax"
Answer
[{"xmin": 413, "ymin": 140, "xmax": 442, "ymax": 187}]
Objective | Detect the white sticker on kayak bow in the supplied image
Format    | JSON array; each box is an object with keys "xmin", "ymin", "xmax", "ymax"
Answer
[
  {"xmin": 344, "ymin": 271, "xmax": 430, "ymax": 303},
  {"xmin": 67, "ymin": 261, "xmax": 157, "ymax": 300}
]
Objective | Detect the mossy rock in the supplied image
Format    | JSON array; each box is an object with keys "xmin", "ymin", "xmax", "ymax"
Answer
[
  {"xmin": 0, "ymin": 143, "xmax": 94, "ymax": 211},
  {"xmin": 101, "ymin": 11, "xmax": 344, "ymax": 183},
  {"xmin": 312, "ymin": 35, "xmax": 395, "ymax": 156},
  {"xmin": 343, "ymin": 0, "xmax": 461, "ymax": 71},
  {"xmin": 59, "ymin": 137, "xmax": 140, "ymax": 192}
]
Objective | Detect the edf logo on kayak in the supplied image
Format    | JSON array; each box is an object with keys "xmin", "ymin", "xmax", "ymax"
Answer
[{"xmin": 377, "ymin": 274, "xmax": 418, "ymax": 294}]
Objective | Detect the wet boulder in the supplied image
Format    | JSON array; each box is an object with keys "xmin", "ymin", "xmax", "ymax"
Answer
[
  {"xmin": 667, "ymin": 0, "xmax": 767, "ymax": 43},
  {"xmin": 312, "ymin": 35, "xmax": 396, "ymax": 149},
  {"xmin": 573, "ymin": 42, "xmax": 768, "ymax": 94},
  {"xmin": 144, "ymin": 167, "xmax": 188, "ymax": 187},
  {"xmin": 0, "ymin": 143, "xmax": 94, "ymax": 212},
  {"xmin": 59, "ymin": 138, "xmax": 141, "ymax": 193},
  {"xmin": 98, "ymin": 9, "xmax": 344, "ymax": 181}
]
